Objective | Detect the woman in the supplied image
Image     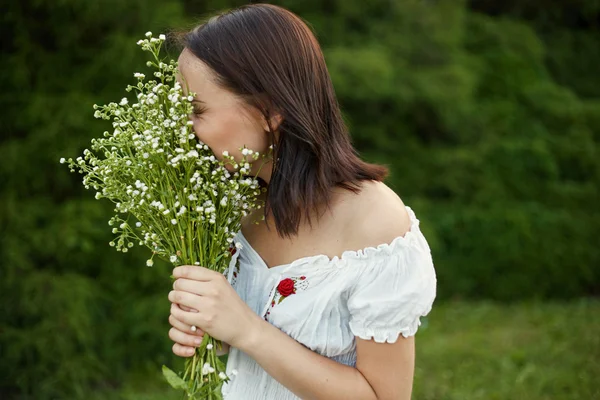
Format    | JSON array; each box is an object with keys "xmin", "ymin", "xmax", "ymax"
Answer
[{"xmin": 167, "ymin": 4, "xmax": 437, "ymax": 399}]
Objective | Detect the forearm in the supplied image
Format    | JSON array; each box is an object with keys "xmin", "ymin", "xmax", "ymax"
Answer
[{"xmin": 238, "ymin": 319, "xmax": 378, "ymax": 400}]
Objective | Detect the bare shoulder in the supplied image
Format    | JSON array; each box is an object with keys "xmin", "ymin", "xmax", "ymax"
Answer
[{"xmin": 341, "ymin": 180, "xmax": 412, "ymax": 248}]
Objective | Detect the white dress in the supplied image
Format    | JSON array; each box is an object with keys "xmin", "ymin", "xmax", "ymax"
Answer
[{"xmin": 221, "ymin": 205, "xmax": 437, "ymax": 399}]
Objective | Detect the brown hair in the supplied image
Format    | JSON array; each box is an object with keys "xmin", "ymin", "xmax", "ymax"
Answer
[{"xmin": 173, "ymin": 3, "xmax": 389, "ymax": 238}]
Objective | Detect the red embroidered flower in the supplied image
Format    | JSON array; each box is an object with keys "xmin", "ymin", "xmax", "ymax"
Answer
[
  {"xmin": 264, "ymin": 275, "xmax": 310, "ymax": 321},
  {"xmin": 277, "ymin": 278, "xmax": 296, "ymax": 297}
]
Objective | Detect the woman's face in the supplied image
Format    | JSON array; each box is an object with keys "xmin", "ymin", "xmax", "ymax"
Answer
[{"xmin": 176, "ymin": 48, "xmax": 274, "ymax": 180}]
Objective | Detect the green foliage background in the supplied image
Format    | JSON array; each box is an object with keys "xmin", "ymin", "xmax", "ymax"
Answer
[{"xmin": 1, "ymin": 0, "xmax": 598, "ymax": 398}]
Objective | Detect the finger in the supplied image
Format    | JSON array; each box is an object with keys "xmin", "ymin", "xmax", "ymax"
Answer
[
  {"xmin": 173, "ymin": 278, "xmax": 215, "ymax": 296},
  {"xmin": 169, "ymin": 326, "xmax": 205, "ymax": 348},
  {"xmin": 173, "ymin": 265, "xmax": 220, "ymax": 281},
  {"xmin": 170, "ymin": 302, "xmax": 201, "ymax": 326},
  {"xmin": 173, "ymin": 342, "xmax": 195, "ymax": 358},
  {"xmin": 168, "ymin": 290, "xmax": 200, "ymax": 310},
  {"xmin": 169, "ymin": 313, "xmax": 204, "ymax": 336},
  {"xmin": 178, "ymin": 303, "xmax": 198, "ymax": 313},
  {"xmin": 172, "ymin": 300, "xmax": 198, "ymax": 313}
]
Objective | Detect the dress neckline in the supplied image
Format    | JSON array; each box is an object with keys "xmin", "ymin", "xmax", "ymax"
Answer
[{"xmin": 236, "ymin": 205, "xmax": 420, "ymax": 271}]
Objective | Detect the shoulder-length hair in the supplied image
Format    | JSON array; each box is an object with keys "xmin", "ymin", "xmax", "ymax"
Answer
[{"xmin": 173, "ymin": 3, "xmax": 388, "ymax": 238}]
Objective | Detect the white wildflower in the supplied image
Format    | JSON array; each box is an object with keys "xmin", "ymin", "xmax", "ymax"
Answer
[{"xmin": 60, "ymin": 37, "xmax": 268, "ymax": 388}]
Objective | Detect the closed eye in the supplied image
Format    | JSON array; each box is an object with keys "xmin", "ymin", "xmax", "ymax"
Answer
[{"xmin": 192, "ymin": 106, "xmax": 206, "ymax": 116}]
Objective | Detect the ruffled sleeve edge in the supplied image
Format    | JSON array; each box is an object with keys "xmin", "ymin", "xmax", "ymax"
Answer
[
  {"xmin": 348, "ymin": 262, "xmax": 437, "ymax": 343},
  {"xmin": 348, "ymin": 299, "xmax": 434, "ymax": 343}
]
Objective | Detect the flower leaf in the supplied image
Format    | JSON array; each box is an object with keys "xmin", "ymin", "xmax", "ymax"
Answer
[
  {"xmin": 212, "ymin": 382, "xmax": 225, "ymax": 399},
  {"xmin": 162, "ymin": 365, "xmax": 187, "ymax": 390}
]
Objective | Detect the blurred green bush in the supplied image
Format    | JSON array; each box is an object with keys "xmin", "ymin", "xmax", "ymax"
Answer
[{"xmin": 1, "ymin": 0, "xmax": 598, "ymax": 398}]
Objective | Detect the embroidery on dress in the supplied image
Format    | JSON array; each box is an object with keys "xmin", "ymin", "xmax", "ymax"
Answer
[
  {"xmin": 265, "ymin": 275, "xmax": 309, "ymax": 320},
  {"xmin": 224, "ymin": 242, "xmax": 241, "ymax": 287}
]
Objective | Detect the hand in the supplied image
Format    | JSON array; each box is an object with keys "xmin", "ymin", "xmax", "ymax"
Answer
[
  {"xmin": 168, "ymin": 302, "xmax": 206, "ymax": 357},
  {"xmin": 168, "ymin": 265, "xmax": 263, "ymax": 356}
]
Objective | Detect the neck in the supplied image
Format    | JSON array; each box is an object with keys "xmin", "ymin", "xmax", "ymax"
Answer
[{"xmin": 256, "ymin": 158, "xmax": 273, "ymax": 185}]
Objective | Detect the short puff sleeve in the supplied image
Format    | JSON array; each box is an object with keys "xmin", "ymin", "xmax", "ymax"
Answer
[{"xmin": 347, "ymin": 236, "xmax": 437, "ymax": 343}]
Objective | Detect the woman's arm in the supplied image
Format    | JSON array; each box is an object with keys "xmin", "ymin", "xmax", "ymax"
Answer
[
  {"xmin": 236, "ymin": 318, "xmax": 414, "ymax": 400},
  {"xmin": 169, "ymin": 299, "xmax": 414, "ymax": 399}
]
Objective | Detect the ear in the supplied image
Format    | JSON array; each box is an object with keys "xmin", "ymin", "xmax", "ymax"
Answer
[
  {"xmin": 255, "ymin": 94, "xmax": 283, "ymax": 132},
  {"xmin": 261, "ymin": 112, "xmax": 283, "ymax": 133}
]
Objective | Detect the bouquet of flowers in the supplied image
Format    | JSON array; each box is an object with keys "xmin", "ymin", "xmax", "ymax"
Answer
[{"xmin": 61, "ymin": 32, "xmax": 269, "ymax": 399}]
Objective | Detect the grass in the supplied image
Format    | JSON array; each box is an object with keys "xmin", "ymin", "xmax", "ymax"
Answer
[
  {"xmin": 413, "ymin": 298, "xmax": 599, "ymax": 400},
  {"xmin": 95, "ymin": 299, "xmax": 600, "ymax": 400}
]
